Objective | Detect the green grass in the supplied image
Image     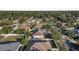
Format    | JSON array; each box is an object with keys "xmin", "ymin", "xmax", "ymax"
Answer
[{"xmin": 0, "ymin": 27, "xmax": 13, "ymax": 34}]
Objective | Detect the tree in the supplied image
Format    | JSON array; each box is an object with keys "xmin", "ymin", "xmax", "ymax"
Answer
[
  {"xmin": 51, "ymin": 27, "xmax": 66, "ymax": 50},
  {"xmin": 21, "ymin": 30, "xmax": 30, "ymax": 46},
  {"xmin": 19, "ymin": 16, "xmax": 25, "ymax": 23},
  {"xmin": 13, "ymin": 29, "xmax": 20, "ymax": 34},
  {"xmin": 0, "ymin": 27, "xmax": 12, "ymax": 34}
]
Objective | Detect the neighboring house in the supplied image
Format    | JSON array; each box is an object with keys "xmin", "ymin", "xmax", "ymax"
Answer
[
  {"xmin": 18, "ymin": 22, "xmax": 30, "ymax": 31},
  {"xmin": 62, "ymin": 22, "xmax": 68, "ymax": 28},
  {"xmin": 65, "ymin": 27, "xmax": 74, "ymax": 31},
  {"xmin": 0, "ymin": 42, "xmax": 22, "ymax": 51},
  {"xmin": 13, "ymin": 20, "xmax": 19, "ymax": 24},
  {"xmin": 73, "ymin": 29, "xmax": 79, "ymax": 37},
  {"xmin": 33, "ymin": 29, "xmax": 46, "ymax": 38},
  {"xmin": 35, "ymin": 23, "xmax": 43, "ymax": 29},
  {"xmin": 34, "ymin": 20, "xmax": 43, "ymax": 29},
  {"xmin": 75, "ymin": 17, "xmax": 79, "ymax": 24}
]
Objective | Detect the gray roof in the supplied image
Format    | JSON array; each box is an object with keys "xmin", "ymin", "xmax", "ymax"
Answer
[{"xmin": 0, "ymin": 42, "xmax": 20, "ymax": 51}]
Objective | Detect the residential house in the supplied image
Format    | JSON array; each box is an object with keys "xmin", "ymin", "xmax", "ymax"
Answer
[
  {"xmin": 65, "ymin": 27, "xmax": 74, "ymax": 31},
  {"xmin": 13, "ymin": 20, "xmax": 19, "ymax": 24},
  {"xmin": 35, "ymin": 23, "xmax": 43, "ymax": 29},
  {"xmin": 73, "ymin": 29, "xmax": 79, "ymax": 37},
  {"xmin": 18, "ymin": 22, "xmax": 31, "ymax": 32},
  {"xmin": 33, "ymin": 29, "xmax": 46, "ymax": 38},
  {"xmin": 75, "ymin": 17, "xmax": 79, "ymax": 24}
]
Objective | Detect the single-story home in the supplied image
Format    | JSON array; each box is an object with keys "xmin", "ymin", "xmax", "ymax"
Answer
[
  {"xmin": 26, "ymin": 38, "xmax": 59, "ymax": 51},
  {"xmin": 33, "ymin": 29, "xmax": 47, "ymax": 38}
]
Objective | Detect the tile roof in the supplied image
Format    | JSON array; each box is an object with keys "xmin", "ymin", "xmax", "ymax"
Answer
[{"xmin": 29, "ymin": 40, "xmax": 52, "ymax": 51}]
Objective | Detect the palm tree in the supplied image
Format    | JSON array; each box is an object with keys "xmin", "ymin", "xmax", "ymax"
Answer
[
  {"xmin": 21, "ymin": 30, "xmax": 30, "ymax": 46},
  {"xmin": 51, "ymin": 27, "xmax": 66, "ymax": 50}
]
